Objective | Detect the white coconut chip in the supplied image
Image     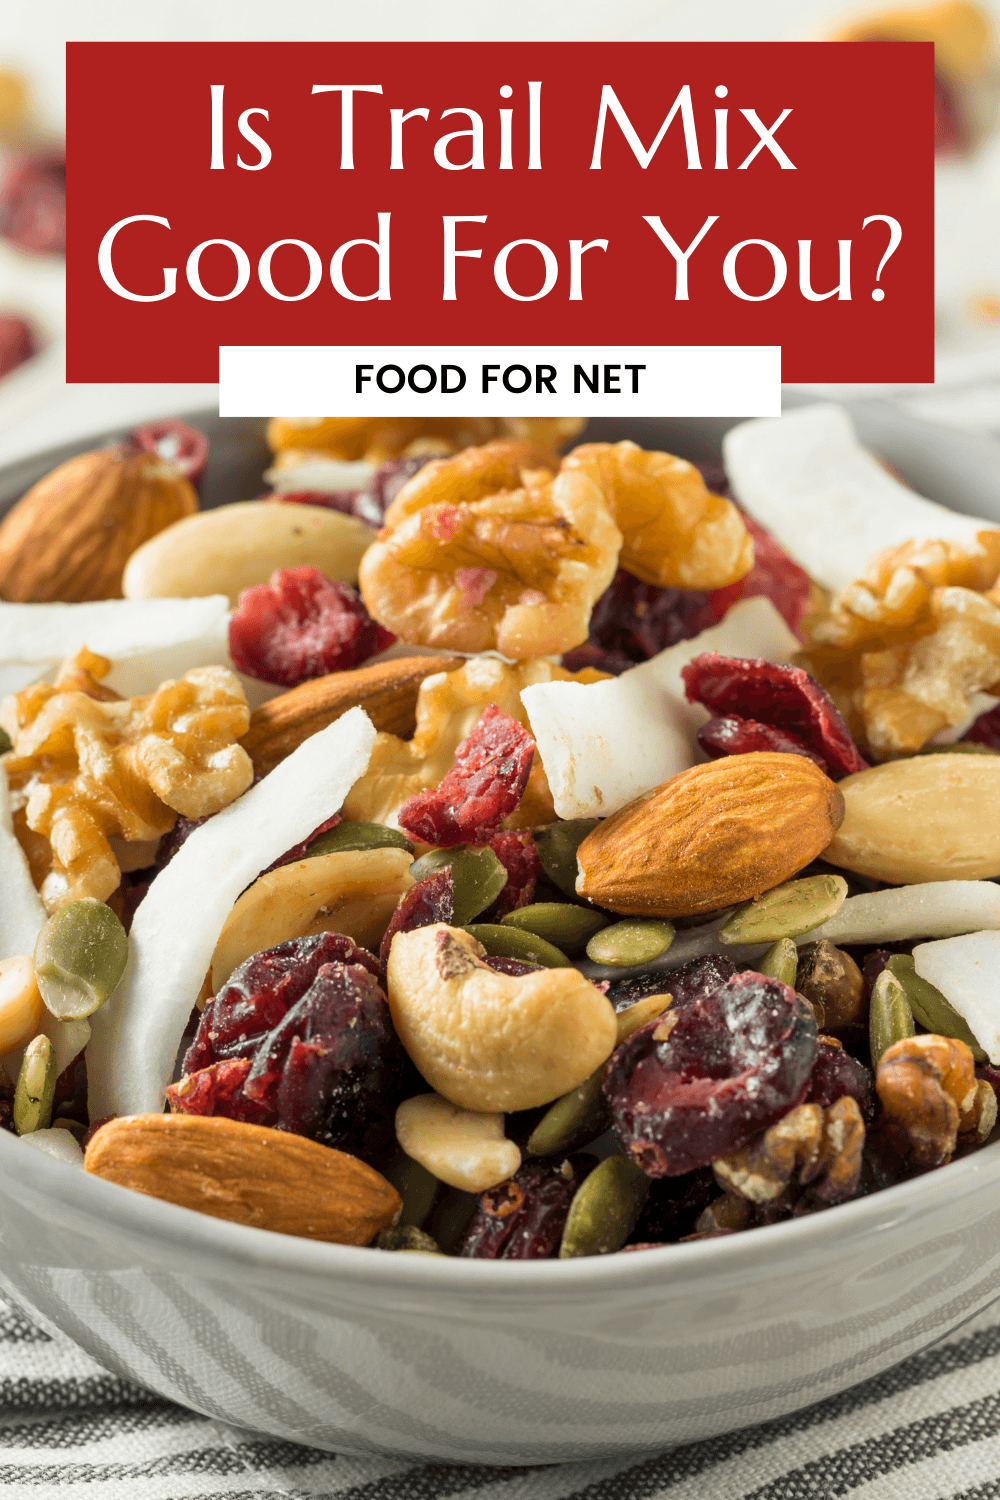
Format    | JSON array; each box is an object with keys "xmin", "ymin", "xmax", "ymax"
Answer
[
  {"xmin": 0, "ymin": 595, "xmax": 231, "ymax": 700},
  {"xmin": 520, "ymin": 597, "xmax": 800, "ymax": 820},
  {"xmin": 86, "ymin": 706, "xmax": 378, "ymax": 1119},
  {"xmin": 264, "ymin": 458, "xmax": 376, "ymax": 494},
  {"xmin": 802, "ymin": 881, "xmax": 1000, "ymax": 948},
  {"xmin": 723, "ymin": 405, "xmax": 1000, "ymax": 593},
  {"xmin": 16, "ymin": 1128, "xmax": 85, "ymax": 1167},
  {"xmin": 0, "ymin": 764, "xmax": 47, "ymax": 962},
  {"xmin": 913, "ymin": 931, "xmax": 1000, "ymax": 1065}
]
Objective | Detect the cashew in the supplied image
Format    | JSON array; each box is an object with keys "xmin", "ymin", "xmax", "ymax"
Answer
[
  {"xmin": 211, "ymin": 846, "xmax": 413, "ymax": 992},
  {"xmin": 386, "ymin": 923, "xmax": 618, "ymax": 1112},
  {"xmin": 396, "ymin": 1092, "xmax": 521, "ymax": 1192},
  {"xmin": 122, "ymin": 500, "xmax": 376, "ymax": 606}
]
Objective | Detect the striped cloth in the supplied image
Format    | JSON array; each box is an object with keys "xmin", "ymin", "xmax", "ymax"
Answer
[{"xmin": 6, "ymin": 1294, "xmax": 1000, "ymax": 1500}]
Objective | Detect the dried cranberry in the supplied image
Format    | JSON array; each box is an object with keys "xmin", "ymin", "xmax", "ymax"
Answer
[
  {"xmin": 129, "ymin": 420, "xmax": 210, "ymax": 483},
  {"xmin": 607, "ymin": 955, "xmax": 737, "ymax": 1017},
  {"xmin": 397, "ymin": 705, "xmax": 535, "ymax": 848},
  {"xmin": 229, "ymin": 567, "xmax": 395, "ymax": 687},
  {"xmin": 458, "ymin": 1157, "xmax": 593, "ymax": 1259},
  {"xmin": 379, "ymin": 868, "xmax": 454, "ymax": 967},
  {"xmin": 965, "ymin": 704, "xmax": 1000, "ymax": 749},
  {"xmin": 559, "ymin": 642, "xmax": 635, "ymax": 676},
  {"xmin": 0, "ymin": 1068, "xmax": 14, "ymax": 1134},
  {"xmin": 708, "ymin": 513, "xmax": 813, "ymax": 636},
  {"xmin": 483, "ymin": 956, "xmax": 545, "ymax": 977},
  {"xmin": 281, "ymin": 455, "xmax": 437, "ymax": 529},
  {"xmin": 262, "ymin": 813, "xmax": 342, "ymax": 874},
  {"xmin": 697, "ymin": 714, "xmax": 828, "ymax": 767},
  {"xmin": 167, "ymin": 1057, "xmax": 269, "ymax": 1125},
  {"xmin": 808, "ymin": 1041, "xmax": 875, "ymax": 1123},
  {"xmin": 627, "ymin": 1166, "xmax": 717, "ymax": 1245},
  {"xmin": 861, "ymin": 949, "xmax": 893, "ymax": 999},
  {"xmin": 605, "ymin": 971, "xmax": 818, "ymax": 1176},
  {"xmin": 577, "ymin": 568, "xmax": 719, "ymax": 666},
  {"xmin": 0, "ymin": 151, "xmax": 65, "ymax": 254},
  {"xmin": 0, "ymin": 313, "xmax": 36, "ymax": 380},
  {"xmin": 481, "ymin": 831, "xmax": 540, "ymax": 918},
  {"xmin": 81, "ymin": 1116, "xmax": 114, "ymax": 1149},
  {"xmin": 682, "ymin": 653, "xmax": 868, "ymax": 779},
  {"xmin": 977, "ymin": 1063, "xmax": 1000, "ymax": 1104}
]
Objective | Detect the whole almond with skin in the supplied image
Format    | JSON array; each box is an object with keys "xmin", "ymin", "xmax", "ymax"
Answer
[
  {"xmin": 241, "ymin": 653, "xmax": 462, "ymax": 776},
  {"xmin": 575, "ymin": 752, "xmax": 845, "ymax": 919},
  {"xmin": 0, "ymin": 446, "xmax": 197, "ymax": 602},
  {"xmin": 85, "ymin": 1113, "xmax": 401, "ymax": 1245}
]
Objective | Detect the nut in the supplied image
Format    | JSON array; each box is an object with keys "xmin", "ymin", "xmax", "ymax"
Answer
[
  {"xmin": 959, "ymin": 1078, "xmax": 998, "ymax": 1145},
  {"xmin": 84, "ymin": 1112, "xmax": 401, "ymax": 1244},
  {"xmin": 241, "ymin": 654, "xmax": 462, "ymax": 778},
  {"xmin": 713, "ymin": 1097, "xmax": 864, "ymax": 1207},
  {"xmin": 211, "ymin": 846, "xmax": 414, "ymax": 993},
  {"xmin": 122, "ymin": 499, "xmax": 375, "ymax": 607},
  {"xmin": 876, "ymin": 1032, "xmax": 978, "ymax": 1167},
  {"xmin": 575, "ymin": 753, "xmax": 845, "ymax": 919},
  {"xmin": 0, "ymin": 446, "xmax": 197, "ymax": 603},
  {"xmin": 823, "ymin": 753, "xmax": 1000, "ymax": 884},
  {"xmin": 795, "ymin": 940, "xmax": 865, "ymax": 1028},
  {"xmin": 0, "ymin": 955, "xmax": 43, "ymax": 1057},
  {"xmin": 385, "ymin": 923, "xmax": 618, "ymax": 1112},
  {"xmin": 395, "ymin": 1092, "xmax": 522, "ymax": 1193}
]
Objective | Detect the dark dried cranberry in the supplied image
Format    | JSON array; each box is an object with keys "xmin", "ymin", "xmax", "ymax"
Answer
[
  {"xmin": 481, "ymin": 831, "xmax": 540, "ymax": 918},
  {"xmin": 577, "ymin": 568, "xmax": 719, "ymax": 666},
  {"xmin": 977, "ymin": 1063, "xmax": 1000, "ymax": 1103},
  {"xmin": 612, "ymin": 954, "xmax": 738, "ymax": 1016},
  {"xmin": 0, "ymin": 151, "xmax": 65, "ymax": 254},
  {"xmin": 708, "ymin": 513, "xmax": 813, "ymax": 636},
  {"xmin": 262, "ymin": 813, "xmax": 342, "ymax": 874},
  {"xmin": 697, "ymin": 714, "xmax": 828, "ymax": 767},
  {"xmin": 458, "ymin": 1156, "xmax": 592, "ymax": 1259},
  {"xmin": 229, "ymin": 567, "xmax": 395, "ymax": 687},
  {"xmin": 861, "ymin": 949, "xmax": 893, "ymax": 999},
  {"xmin": 627, "ymin": 1166, "xmax": 717, "ymax": 1245},
  {"xmin": 605, "ymin": 971, "xmax": 818, "ymax": 1176},
  {"xmin": 129, "ymin": 420, "xmax": 210, "ymax": 483},
  {"xmin": 281, "ymin": 455, "xmax": 437, "ymax": 529},
  {"xmin": 379, "ymin": 868, "xmax": 454, "ymax": 967},
  {"xmin": 398, "ymin": 705, "xmax": 535, "ymax": 848},
  {"xmin": 0, "ymin": 1067, "xmax": 14, "ymax": 1134},
  {"xmin": 682, "ymin": 653, "xmax": 868, "ymax": 779},
  {"xmin": 483, "ymin": 956, "xmax": 545, "ymax": 977},
  {"xmin": 559, "ymin": 642, "xmax": 635, "ymax": 676},
  {"xmin": 965, "ymin": 704, "xmax": 1000, "ymax": 749},
  {"xmin": 81, "ymin": 1116, "xmax": 114, "ymax": 1149},
  {"xmin": 0, "ymin": 312, "xmax": 37, "ymax": 379},
  {"xmin": 167, "ymin": 1057, "xmax": 269, "ymax": 1125},
  {"xmin": 808, "ymin": 1041, "xmax": 875, "ymax": 1123}
]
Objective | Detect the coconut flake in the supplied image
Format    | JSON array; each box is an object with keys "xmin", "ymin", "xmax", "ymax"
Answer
[
  {"xmin": 803, "ymin": 881, "xmax": 1000, "ymax": 948},
  {"xmin": 16, "ymin": 1128, "xmax": 85, "ymax": 1168},
  {"xmin": 913, "ymin": 931, "xmax": 1000, "ymax": 1064},
  {"xmin": 265, "ymin": 459, "xmax": 376, "ymax": 493},
  {"xmin": 723, "ymin": 405, "xmax": 1000, "ymax": 593},
  {"xmin": 0, "ymin": 764, "xmax": 46, "ymax": 961},
  {"xmin": 520, "ymin": 597, "xmax": 799, "ymax": 820},
  {"xmin": 86, "ymin": 705, "xmax": 378, "ymax": 1119},
  {"xmin": 0, "ymin": 596, "xmax": 231, "ymax": 700}
]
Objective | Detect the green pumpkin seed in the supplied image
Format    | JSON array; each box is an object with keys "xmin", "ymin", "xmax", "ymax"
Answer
[
  {"xmin": 383, "ymin": 1153, "xmax": 441, "ymax": 1228},
  {"xmin": 0, "ymin": 727, "xmax": 11, "ymax": 755},
  {"xmin": 586, "ymin": 920, "xmax": 674, "ymax": 968},
  {"xmin": 306, "ymin": 821, "xmax": 414, "ymax": 857},
  {"xmin": 463, "ymin": 924, "xmax": 571, "ymax": 968},
  {"xmin": 13, "ymin": 1035, "xmax": 56, "ymax": 1135},
  {"xmin": 918, "ymin": 742, "xmax": 1000, "ymax": 756},
  {"xmin": 533, "ymin": 819, "xmax": 600, "ymax": 898},
  {"xmin": 425, "ymin": 1187, "xmax": 480, "ymax": 1254},
  {"xmin": 869, "ymin": 969, "xmax": 915, "ymax": 1068},
  {"xmin": 376, "ymin": 1224, "xmax": 443, "ymax": 1253},
  {"xmin": 527, "ymin": 1068, "xmax": 611, "ymax": 1157},
  {"xmin": 559, "ymin": 1155, "xmax": 650, "ymax": 1258},
  {"xmin": 409, "ymin": 846, "xmax": 508, "ymax": 927},
  {"xmin": 886, "ymin": 954, "xmax": 986, "ymax": 1062},
  {"xmin": 34, "ymin": 899, "xmax": 128, "ymax": 1021},
  {"xmin": 719, "ymin": 874, "xmax": 848, "ymax": 945},
  {"xmin": 502, "ymin": 902, "xmax": 608, "ymax": 953},
  {"xmin": 756, "ymin": 937, "xmax": 798, "ymax": 988}
]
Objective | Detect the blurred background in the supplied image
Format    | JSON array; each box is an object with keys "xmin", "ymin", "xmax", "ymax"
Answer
[{"xmin": 0, "ymin": 0, "xmax": 996, "ymax": 463}]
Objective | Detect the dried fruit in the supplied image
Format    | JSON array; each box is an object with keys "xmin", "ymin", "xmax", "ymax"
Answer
[
  {"xmin": 386, "ymin": 923, "xmax": 617, "ymax": 1112},
  {"xmin": 3, "ymin": 650, "xmax": 252, "ymax": 908},
  {"xmin": 129, "ymin": 420, "xmax": 209, "ymax": 484},
  {"xmin": 408, "ymin": 845, "xmax": 508, "ymax": 927},
  {"xmin": 795, "ymin": 941, "xmax": 865, "ymax": 1029},
  {"xmin": 229, "ymin": 568, "xmax": 394, "ymax": 686},
  {"xmin": 397, "ymin": 705, "xmax": 535, "ymax": 847},
  {"xmin": 719, "ymin": 875, "xmax": 848, "ymax": 946},
  {"xmin": 575, "ymin": 569, "xmax": 719, "ymax": 665},
  {"xmin": 0, "ymin": 445, "xmax": 198, "ymax": 604},
  {"xmin": 886, "ymin": 953, "xmax": 986, "ymax": 1062},
  {"xmin": 823, "ymin": 753, "xmax": 1000, "ymax": 884},
  {"xmin": 85, "ymin": 1113, "xmax": 401, "ymax": 1244},
  {"xmin": 33, "ymin": 898, "xmax": 128, "ymax": 1021},
  {"xmin": 0, "ymin": 150, "xmax": 65, "ymax": 254},
  {"xmin": 585, "ymin": 920, "xmax": 675, "ymax": 968},
  {"xmin": 0, "ymin": 313, "xmax": 36, "ymax": 380},
  {"xmin": 808, "ymin": 1039, "xmax": 874, "ymax": 1122},
  {"xmin": 0, "ymin": 955, "xmax": 43, "ymax": 1056},
  {"xmin": 558, "ymin": 1154, "xmax": 650, "ymax": 1258},
  {"xmin": 876, "ymin": 1033, "xmax": 979, "ymax": 1167},
  {"xmin": 460, "ymin": 1156, "xmax": 592, "ymax": 1260},
  {"xmin": 13, "ymin": 1034, "xmax": 56, "ymax": 1135},
  {"xmin": 575, "ymin": 753, "xmax": 845, "ymax": 919},
  {"xmin": 379, "ymin": 868, "xmax": 454, "ymax": 966},
  {"xmin": 869, "ymin": 969, "xmax": 916, "ymax": 1068},
  {"xmin": 605, "ymin": 971, "xmax": 817, "ymax": 1175},
  {"xmin": 359, "ymin": 439, "xmax": 622, "ymax": 658},
  {"xmin": 395, "ymin": 1093, "xmax": 521, "ymax": 1193},
  {"xmin": 714, "ymin": 1097, "xmax": 864, "ymax": 1209}
]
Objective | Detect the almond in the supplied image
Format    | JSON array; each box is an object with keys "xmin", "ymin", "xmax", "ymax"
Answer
[
  {"xmin": 0, "ymin": 447, "xmax": 198, "ymax": 603},
  {"xmin": 241, "ymin": 654, "xmax": 462, "ymax": 776},
  {"xmin": 575, "ymin": 752, "xmax": 845, "ymax": 918},
  {"xmin": 85, "ymin": 1113, "xmax": 401, "ymax": 1245}
]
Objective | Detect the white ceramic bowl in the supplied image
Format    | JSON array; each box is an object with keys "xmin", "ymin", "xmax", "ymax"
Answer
[{"xmin": 2, "ymin": 400, "xmax": 1000, "ymax": 1465}]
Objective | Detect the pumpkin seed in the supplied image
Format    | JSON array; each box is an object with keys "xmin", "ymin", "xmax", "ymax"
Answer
[
  {"xmin": 886, "ymin": 953, "xmax": 987, "ymax": 1062},
  {"xmin": 33, "ymin": 899, "xmax": 128, "ymax": 1021},
  {"xmin": 307, "ymin": 821, "xmax": 414, "ymax": 857},
  {"xmin": 410, "ymin": 846, "xmax": 508, "ymax": 926},
  {"xmin": 383, "ymin": 1152, "xmax": 441, "ymax": 1228},
  {"xmin": 586, "ymin": 920, "xmax": 674, "ymax": 968},
  {"xmin": 463, "ymin": 923, "xmax": 572, "ymax": 968},
  {"xmin": 559, "ymin": 1154, "xmax": 650, "ymax": 1258},
  {"xmin": 533, "ymin": 819, "xmax": 600, "ymax": 898},
  {"xmin": 502, "ymin": 902, "xmax": 608, "ymax": 953},
  {"xmin": 756, "ymin": 937, "xmax": 798, "ymax": 988},
  {"xmin": 13, "ymin": 1034, "xmax": 56, "ymax": 1135},
  {"xmin": 425, "ymin": 1186, "xmax": 480, "ymax": 1254},
  {"xmin": 376, "ymin": 1224, "xmax": 443, "ymax": 1254},
  {"xmin": 869, "ymin": 969, "xmax": 915, "ymax": 1067},
  {"xmin": 719, "ymin": 875, "xmax": 848, "ymax": 945},
  {"xmin": 526, "ymin": 1069, "xmax": 610, "ymax": 1157}
]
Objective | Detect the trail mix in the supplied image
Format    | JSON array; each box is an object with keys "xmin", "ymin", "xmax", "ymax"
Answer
[{"xmin": 3, "ymin": 407, "xmax": 1000, "ymax": 1259}]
